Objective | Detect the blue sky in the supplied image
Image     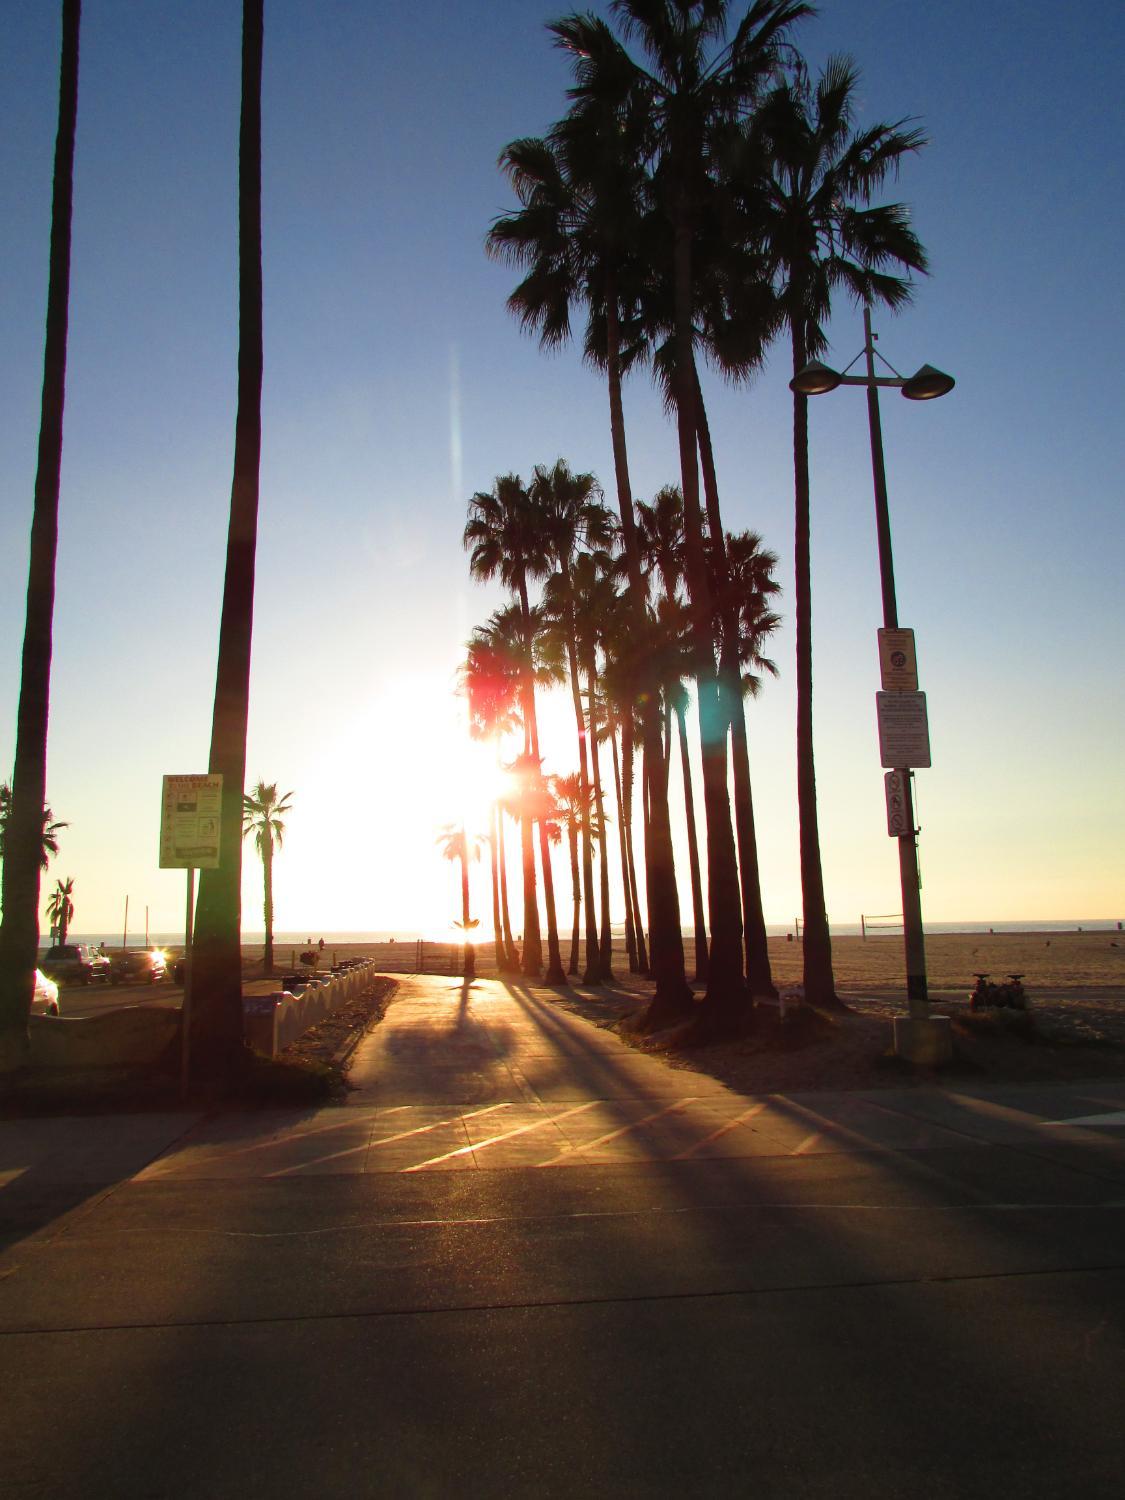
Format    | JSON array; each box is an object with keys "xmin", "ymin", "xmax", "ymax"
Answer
[{"xmin": 0, "ymin": 0, "xmax": 1121, "ymax": 937}]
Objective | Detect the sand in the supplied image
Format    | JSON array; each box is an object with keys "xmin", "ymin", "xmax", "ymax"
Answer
[{"xmin": 243, "ymin": 928, "xmax": 1125, "ymax": 1000}]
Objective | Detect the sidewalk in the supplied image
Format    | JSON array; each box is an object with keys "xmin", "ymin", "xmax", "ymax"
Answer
[{"xmin": 5, "ymin": 974, "xmax": 1124, "ymax": 1192}]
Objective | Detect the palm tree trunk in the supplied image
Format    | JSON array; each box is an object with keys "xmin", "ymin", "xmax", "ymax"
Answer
[
  {"xmin": 190, "ymin": 0, "xmax": 264, "ymax": 1075},
  {"xmin": 516, "ymin": 578, "xmax": 565, "ymax": 984},
  {"xmin": 489, "ymin": 801, "xmax": 503, "ymax": 972},
  {"xmin": 514, "ymin": 575, "xmax": 542, "ymax": 977},
  {"xmin": 561, "ymin": 569, "xmax": 601, "ymax": 981},
  {"xmin": 608, "ymin": 719, "xmax": 638, "ymax": 972},
  {"xmin": 621, "ymin": 716, "xmax": 649, "ymax": 975},
  {"xmin": 567, "ymin": 823, "xmax": 580, "ymax": 974},
  {"xmin": 791, "ymin": 322, "xmax": 839, "ymax": 1007},
  {"xmin": 585, "ymin": 660, "xmax": 614, "ymax": 980},
  {"xmin": 694, "ymin": 371, "xmax": 774, "ymax": 998},
  {"xmin": 459, "ymin": 835, "xmax": 475, "ymax": 981},
  {"xmin": 497, "ymin": 796, "xmax": 518, "ymax": 971},
  {"xmin": 675, "ymin": 700, "xmax": 709, "ymax": 984},
  {"xmin": 672, "ymin": 217, "xmax": 745, "ymax": 1035},
  {"xmin": 605, "ymin": 281, "xmax": 690, "ymax": 1025},
  {"xmin": 262, "ymin": 830, "xmax": 274, "ymax": 972},
  {"xmin": 0, "ymin": 0, "xmax": 81, "ymax": 1064}
]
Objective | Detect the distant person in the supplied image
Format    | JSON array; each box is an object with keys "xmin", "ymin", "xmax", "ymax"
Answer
[{"xmin": 318, "ymin": 937, "xmax": 325, "ymax": 952}]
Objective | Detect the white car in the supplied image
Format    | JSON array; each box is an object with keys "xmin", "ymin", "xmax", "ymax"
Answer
[{"xmin": 32, "ymin": 968, "xmax": 60, "ymax": 1017}]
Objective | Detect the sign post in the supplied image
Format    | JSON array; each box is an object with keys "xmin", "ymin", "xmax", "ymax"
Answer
[{"xmin": 160, "ymin": 774, "xmax": 223, "ymax": 1099}]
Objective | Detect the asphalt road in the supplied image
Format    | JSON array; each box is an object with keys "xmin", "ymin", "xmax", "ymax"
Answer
[
  {"xmin": 3, "ymin": 976, "xmax": 1123, "ymax": 1498},
  {"xmin": 52, "ymin": 978, "xmax": 180, "ymax": 1018}
]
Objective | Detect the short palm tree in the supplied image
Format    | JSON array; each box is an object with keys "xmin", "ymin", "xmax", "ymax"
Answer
[
  {"xmin": 0, "ymin": 0, "xmax": 81, "ymax": 1065},
  {"xmin": 0, "ymin": 782, "xmax": 68, "ymax": 875},
  {"xmin": 242, "ymin": 782, "xmax": 293, "ymax": 973},
  {"xmin": 437, "ymin": 824, "xmax": 483, "ymax": 981},
  {"xmin": 753, "ymin": 56, "xmax": 928, "ymax": 1007},
  {"xmin": 45, "ymin": 876, "xmax": 75, "ymax": 946},
  {"xmin": 462, "ymin": 633, "xmax": 522, "ymax": 973}
]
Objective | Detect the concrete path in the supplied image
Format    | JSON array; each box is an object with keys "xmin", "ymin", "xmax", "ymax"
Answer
[{"xmin": 3, "ymin": 974, "xmax": 1125, "ymax": 1498}]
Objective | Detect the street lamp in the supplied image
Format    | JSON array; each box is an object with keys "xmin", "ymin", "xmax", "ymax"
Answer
[{"xmin": 791, "ymin": 307, "xmax": 954, "ymax": 1028}]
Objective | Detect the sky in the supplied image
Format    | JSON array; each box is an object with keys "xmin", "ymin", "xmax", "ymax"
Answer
[{"xmin": 0, "ymin": 0, "xmax": 1122, "ymax": 941}]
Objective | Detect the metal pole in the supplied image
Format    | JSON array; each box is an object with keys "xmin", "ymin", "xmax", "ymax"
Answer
[
  {"xmin": 863, "ymin": 307, "xmax": 928, "ymax": 1014},
  {"xmin": 180, "ymin": 867, "xmax": 195, "ymax": 1100},
  {"xmin": 122, "ymin": 894, "xmax": 129, "ymax": 950}
]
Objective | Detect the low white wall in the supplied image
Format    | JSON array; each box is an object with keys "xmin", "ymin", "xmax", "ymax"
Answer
[{"xmin": 244, "ymin": 961, "xmax": 376, "ymax": 1059}]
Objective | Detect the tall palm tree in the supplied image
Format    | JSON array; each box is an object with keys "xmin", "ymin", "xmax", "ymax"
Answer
[
  {"xmin": 437, "ymin": 824, "xmax": 483, "ymax": 981},
  {"xmin": 190, "ymin": 0, "xmax": 265, "ymax": 1075},
  {"xmin": 465, "ymin": 475, "xmax": 565, "ymax": 979},
  {"xmin": 751, "ymin": 56, "xmax": 927, "ymax": 1007},
  {"xmin": 0, "ymin": 782, "xmax": 68, "ymax": 876},
  {"xmin": 45, "ymin": 876, "xmax": 75, "ymax": 945},
  {"xmin": 530, "ymin": 459, "xmax": 613, "ymax": 981},
  {"xmin": 242, "ymin": 782, "xmax": 292, "ymax": 974},
  {"xmin": 0, "ymin": 0, "xmax": 81, "ymax": 1065},
  {"xmin": 570, "ymin": 551, "xmax": 622, "ymax": 978},
  {"xmin": 560, "ymin": 2, "xmax": 809, "ymax": 1033},
  {"xmin": 636, "ymin": 489, "xmax": 708, "ymax": 981},
  {"xmin": 489, "ymin": 96, "xmax": 691, "ymax": 1026}
]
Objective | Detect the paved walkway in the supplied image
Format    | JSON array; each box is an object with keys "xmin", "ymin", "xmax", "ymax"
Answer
[{"xmin": 66, "ymin": 972, "xmax": 1120, "ymax": 1183}]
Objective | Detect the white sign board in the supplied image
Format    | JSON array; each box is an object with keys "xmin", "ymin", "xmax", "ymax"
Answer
[
  {"xmin": 160, "ymin": 774, "xmax": 223, "ymax": 869},
  {"xmin": 876, "ymin": 692, "xmax": 931, "ymax": 768},
  {"xmin": 878, "ymin": 627, "xmax": 918, "ymax": 692},
  {"xmin": 884, "ymin": 770, "xmax": 910, "ymax": 836}
]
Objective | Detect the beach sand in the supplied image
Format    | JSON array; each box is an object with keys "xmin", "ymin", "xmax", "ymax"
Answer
[{"xmin": 245, "ymin": 928, "xmax": 1125, "ymax": 999}]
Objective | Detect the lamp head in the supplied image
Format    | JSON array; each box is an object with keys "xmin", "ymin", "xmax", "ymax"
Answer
[
  {"xmin": 901, "ymin": 363, "xmax": 955, "ymax": 400},
  {"xmin": 789, "ymin": 360, "xmax": 842, "ymax": 396}
]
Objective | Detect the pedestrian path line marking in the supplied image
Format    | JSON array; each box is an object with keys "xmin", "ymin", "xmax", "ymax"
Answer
[
  {"xmin": 671, "ymin": 1100, "xmax": 769, "ymax": 1158},
  {"xmin": 140, "ymin": 1107, "xmax": 411, "ymax": 1177},
  {"xmin": 1046, "ymin": 1111, "xmax": 1125, "ymax": 1128},
  {"xmin": 541, "ymin": 1099, "xmax": 700, "ymax": 1164},
  {"xmin": 268, "ymin": 1104, "xmax": 511, "ymax": 1177},
  {"xmin": 791, "ymin": 1132, "xmax": 822, "ymax": 1155},
  {"xmin": 403, "ymin": 1102, "xmax": 601, "ymax": 1172}
]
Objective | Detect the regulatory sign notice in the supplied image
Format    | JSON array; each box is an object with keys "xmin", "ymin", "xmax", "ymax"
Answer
[
  {"xmin": 160, "ymin": 774, "xmax": 223, "ymax": 869},
  {"xmin": 876, "ymin": 692, "xmax": 931, "ymax": 768},
  {"xmin": 884, "ymin": 769, "xmax": 910, "ymax": 836},
  {"xmin": 878, "ymin": 627, "xmax": 918, "ymax": 692}
]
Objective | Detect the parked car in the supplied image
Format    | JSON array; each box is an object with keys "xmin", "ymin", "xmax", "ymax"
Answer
[
  {"xmin": 41, "ymin": 943, "xmax": 112, "ymax": 986},
  {"xmin": 110, "ymin": 948, "xmax": 168, "ymax": 984},
  {"xmin": 32, "ymin": 969, "xmax": 60, "ymax": 1016}
]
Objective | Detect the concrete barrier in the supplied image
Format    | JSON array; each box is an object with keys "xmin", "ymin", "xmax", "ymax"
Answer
[
  {"xmin": 242, "ymin": 960, "xmax": 377, "ymax": 1059},
  {"xmin": 28, "ymin": 1005, "xmax": 180, "ymax": 1069}
]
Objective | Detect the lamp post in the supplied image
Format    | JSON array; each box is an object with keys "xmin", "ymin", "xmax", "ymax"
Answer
[{"xmin": 791, "ymin": 308, "xmax": 954, "ymax": 1021}]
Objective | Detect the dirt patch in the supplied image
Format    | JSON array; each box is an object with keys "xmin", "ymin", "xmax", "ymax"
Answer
[{"xmin": 278, "ymin": 976, "xmax": 397, "ymax": 1072}]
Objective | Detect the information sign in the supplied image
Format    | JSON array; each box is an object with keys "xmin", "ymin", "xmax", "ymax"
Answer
[
  {"xmin": 160, "ymin": 774, "xmax": 223, "ymax": 869},
  {"xmin": 876, "ymin": 692, "xmax": 931, "ymax": 769},
  {"xmin": 884, "ymin": 770, "xmax": 910, "ymax": 836},
  {"xmin": 878, "ymin": 628, "xmax": 918, "ymax": 692}
]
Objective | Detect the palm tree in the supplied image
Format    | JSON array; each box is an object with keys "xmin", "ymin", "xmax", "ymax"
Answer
[
  {"xmin": 552, "ymin": 772, "xmax": 591, "ymax": 975},
  {"xmin": 699, "ymin": 515, "xmax": 783, "ymax": 1001},
  {"xmin": 0, "ymin": 0, "xmax": 81, "ymax": 1065},
  {"xmin": 752, "ymin": 56, "xmax": 927, "ymax": 1007},
  {"xmin": 560, "ymin": 2, "xmax": 809, "ymax": 1034},
  {"xmin": 242, "ymin": 782, "xmax": 292, "ymax": 974},
  {"xmin": 489, "ymin": 92, "xmax": 691, "ymax": 1026},
  {"xmin": 464, "ymin": 475, "xmax": 557, "ymax": 978},
  {"xmin": 0, "ymin": 782, "xmax": 68, "ymax": 875},
  {"xmin": 45, "ymin": 876, "xmax": 75, "ymax": 946},
  {"xmin": 462, "ymin": 632, "xmax": 522, "ymax": 972},
  {"xmin": 190, "ymin": 0, "xmax": 265, "ymax": 1075},
  {"xmin": 530, "ymin": 459, "xmax": 613, "ymax": 981},
  {"xmin": 437, "ymin": 824, "xmax": 483, "ymax": 980}
]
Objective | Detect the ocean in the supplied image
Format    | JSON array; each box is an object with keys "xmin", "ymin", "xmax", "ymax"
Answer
[{"xmin": 45, "ymin": 918, "xmax": 1122, "ymax": 951}]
